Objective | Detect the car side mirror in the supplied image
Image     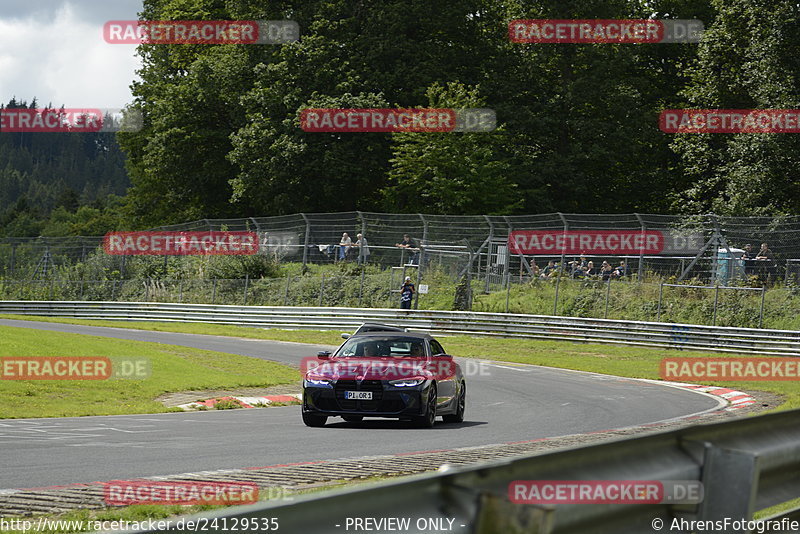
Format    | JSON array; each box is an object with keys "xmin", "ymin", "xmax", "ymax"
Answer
[
  {"xmin": 317, "ymin": 351, "xmax": 331, "ymax": 359},
  {"xmin": 434, "ymin": 353, "xmax": 452, "ymax": 358},
  {"xmin": 341, "ymin": 333, "xmax": 350, "ymax": 339}
]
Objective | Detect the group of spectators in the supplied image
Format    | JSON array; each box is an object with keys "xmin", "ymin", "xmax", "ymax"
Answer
[
  {"xmin": 336, "ymin": 232, "xmax": 370, "ymax": 264},
  {"xmin": 740, "ymin": 242, "xmax": 773, "ymax": 262},
  {"xmin": 337, "ymin": 232, "xmax": 421, "ymax": 265},
  {"xmin": 334, "ymin": 232, "xmax": 421, "ymax": 309},
  {"xmin": 533, "ymin": 256, "xmax": 629, "ymax": 280},
  {"xmin": 740, "ymin": 242, "xmax": 776, "ymax": 278}
]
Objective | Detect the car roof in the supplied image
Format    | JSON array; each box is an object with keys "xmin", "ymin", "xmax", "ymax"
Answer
[
  {"xmin": 353, "ymin": 323, "xmax": 407, "ymax": 333},
  {"xmin": 349, "ymin": 331, "xmax": 433, "ymax": 341}
]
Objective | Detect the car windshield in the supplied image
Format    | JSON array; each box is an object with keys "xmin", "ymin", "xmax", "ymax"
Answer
[{"xmin": 336, "ymin": 336, "xmax": 426, "ymax": 358}]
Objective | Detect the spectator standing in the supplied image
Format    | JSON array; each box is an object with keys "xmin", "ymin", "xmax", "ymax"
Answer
[
  {"xmin": 756, "ymin": 243, "xmax": 773, "ymax": 261},
  {"xmin": 338, "ymin": 232, "xmax": 352, "ymax": 261},
  {"xmin": 755, "ymin": 242, "xmax": 776, "ymax": 281},
  {"xmin": 354, "ymin": 233, "xmax": 370, "ymax": 264},
  {"xmin": 741, "ymin": 244, "xmax": 755, "ymax": 276},
  {"xmin": 395, "ymin": 234, "xmax": 420, "ymax": 265},
  {"xmin": 399, "ymin": 276, "xmax": 415, "ymax": 309}
]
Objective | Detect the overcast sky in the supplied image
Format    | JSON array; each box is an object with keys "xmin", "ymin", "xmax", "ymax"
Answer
[{"xmin": 0, "ymin": 0, "xmax": 143, "ymax": 108}]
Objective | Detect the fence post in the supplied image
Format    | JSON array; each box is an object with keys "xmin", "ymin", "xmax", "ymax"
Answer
[
  {"xmin": 243, "ymin": 275, "xmax": 250, "ymax": 306},
  {"xmin": 634, "ymin": 213, "xmax": 646, "ymax": 281},
  {"xmin": 212, "ymin": 279, "xmax": 217, "ymax": 304},
  {"xmin": 145, "ymin": 279, "xmax": 150, "ymax": 302},
  {"xmin": 358, "ymin": 268, "xmax": 365, "ymax": 307},
  {"xmin": 604, "ymin": 278, "xmax": 611, "ymax": 319},
  {"xmin": 657, "ymin": 283, "xmax": 664, "ymax": 321},
  {"xmin": 712, "ymin": 283, "xmax": 720, "ymax": 326},
  {"xmin": 484, "ymin": 216, "xmax": 495, "ymax": 294},
  {"xmin": 178, "ymin": 279, "xmax": 183, "ymax": 303},
  {"xmin": 300, "ymin": 213, "xmax": 311, "ymax": 272},
  {"xmin": 466, "ymin": 245, "xmax": 474, "ymax": 311},
  {"xmin": 10, "ymin": 243, "xmax": 16, "ymax": 275},
  {"xmin": 759, "ymin": 286, "xmax": 766, "ymax": 328},
  {"xmin": 111, "ymin": 280, "xmax": 117, "ymax": 301},
  {"xmin": 357, "ymin": 211, "xmax": 367, "ymax": 266},
  {"xmin": 319, "ymin": 274, "xmax": 325, "ymax": 307},
  {"xmin": 505, "ymin": 266, "xmax": 511, "ymax": 313},
  {"xmin": 79, "ymin": 279, "xmax": 84, "ymax": 300},
  {"xmin": 556, "ymin": 212, "xmax": 568, "ymax": 278},
  {"xmin": 284, "ymin": 275, "xmax": 291, "ymax": 306},
  {"xmin": 553, "ymin": 271, "xmax": 561, "ymax": 316},
  {"xmin": 413, "ymin": 214, "xmax": 427, "ymax": 310},
  {"xmin": 49, "ymin": 279, "xmax": 54, "ymax": 300}
]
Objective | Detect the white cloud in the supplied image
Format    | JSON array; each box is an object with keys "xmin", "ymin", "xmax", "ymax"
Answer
[{"xmin": 0, "ymin": 1, "xmax": 142, "ymax": 108}]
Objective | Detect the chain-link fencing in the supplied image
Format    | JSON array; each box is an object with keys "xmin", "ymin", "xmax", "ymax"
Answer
[{"xmin": 2, "ymin": 212, "xmax": 800, "ymax": 329}]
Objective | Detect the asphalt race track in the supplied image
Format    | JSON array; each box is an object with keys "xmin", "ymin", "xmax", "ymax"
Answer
[{"xmin": 0, "ymin": 319, "xmax": 721, "ymax": 490}]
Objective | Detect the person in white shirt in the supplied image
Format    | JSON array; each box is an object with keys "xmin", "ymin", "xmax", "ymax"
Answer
[
  {"xmin": 338, "ymin": 232, "xmax": 352, "ymax": 261},
  {"xmin": 354, "ymin": 233, "xmax": 370, "ymax": 264}
]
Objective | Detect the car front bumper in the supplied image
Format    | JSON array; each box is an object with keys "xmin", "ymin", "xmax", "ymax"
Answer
[{"xmin": 303, "ymin": 379, "xmax": 428, "ymax": 417}]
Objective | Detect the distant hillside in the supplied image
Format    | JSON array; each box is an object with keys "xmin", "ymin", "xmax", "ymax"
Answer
[{"xmin": 0, "ymin": 98, "xmax": 130, "ymax": 237}]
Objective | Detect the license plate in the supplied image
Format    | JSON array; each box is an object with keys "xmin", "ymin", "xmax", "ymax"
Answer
[{"xmin": 345, "ymin": 391, "xmax": 372, "ymax": 400}]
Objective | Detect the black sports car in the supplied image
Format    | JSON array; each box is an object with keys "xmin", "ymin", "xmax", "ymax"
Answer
[{"xmin": 301, "ymin": 329, "xmax": 466, "ymax": 428}]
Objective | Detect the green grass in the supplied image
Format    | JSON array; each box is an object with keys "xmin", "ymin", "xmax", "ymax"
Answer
[
  {"xmin": 0, "ymin": 314, "xmax": 346, "ymax": 345},
  {"xmin": 473, "ymin": 277, "xmax": 800, "ymax": 330},
  {"xmin": 2, "ymin": 315, "xmax": 797, "ymax": 411},
  {"xmin": 442, "ymin": 336, "xmax": 798, "ymax": 411},
  {"xmin": 0, "ymin": 325, "xmax": 298, "ymax": 419}
]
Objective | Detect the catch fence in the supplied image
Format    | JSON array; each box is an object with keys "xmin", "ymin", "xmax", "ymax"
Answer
[
  {"xmin": 2, "ymin": 213, "xmax": 800, "ymax": 329},
  {"xmin": 2, "ymin": 212, "xmax": 800, "ymax": 283}
]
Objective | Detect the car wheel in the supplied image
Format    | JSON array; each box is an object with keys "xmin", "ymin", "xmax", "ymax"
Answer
[
  {"xmin": 342, "ymin": 416, "xmax": 363, "ymax": 422},
  {"xmin": 302, "ymin": 412, "xmax": 328, "ymax": 427},
  {"xmin": 443, "ymin": 382, "xmax": 465, "ymax": 424},
  {"xmin": 413, "ymin": 384, "xmax": 437, "ymax": 428}
]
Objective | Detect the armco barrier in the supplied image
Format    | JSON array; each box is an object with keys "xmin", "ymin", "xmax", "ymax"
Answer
[
  {"xmin": 125, "ymin": 408, "xmax": 800, "ymax": 534},
  {"xmin": 1, "ymin": 300, "xmax": 800, "ymax": 356}
]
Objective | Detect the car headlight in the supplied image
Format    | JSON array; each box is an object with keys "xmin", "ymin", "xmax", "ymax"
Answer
[
  {"xmin": 389, "ymin": 377, "xmax": 425, "ymax": 387},
  {"xmin": 305, "ymin": 377, "xmax": 332, "ymax": 387}
]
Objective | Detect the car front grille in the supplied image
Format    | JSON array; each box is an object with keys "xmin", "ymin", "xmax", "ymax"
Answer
[{"xmin": 335, "ymin": 379, "xmax": 384, "ymax": 411}]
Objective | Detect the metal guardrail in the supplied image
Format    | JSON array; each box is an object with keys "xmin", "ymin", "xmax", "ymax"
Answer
[
  {"xmin": 127, "ymin": 408, "xmax": 800, "ymax": 534},
  {"xmin": 1, "ymin": 300, "xmax": 800, "ymax": 356}
]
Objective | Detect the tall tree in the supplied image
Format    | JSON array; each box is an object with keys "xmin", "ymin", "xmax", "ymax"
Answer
[
  {"xmin": 383, "ymin": 82, "xmax": 519, "ymax": 214},
  {"xmin": 670, "ymin": 0, "xmax": 800, "ymax": 214}
]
